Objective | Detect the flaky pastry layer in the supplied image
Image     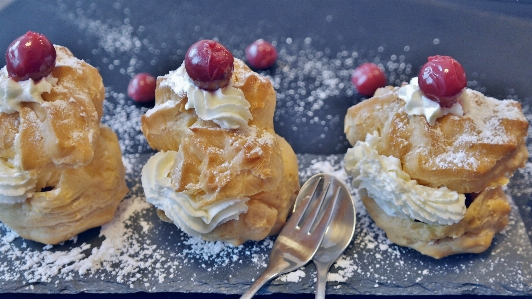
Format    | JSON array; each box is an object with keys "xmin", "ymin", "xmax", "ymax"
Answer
[
  {"xmin": 0, "ymin": 126, "xmax": 129, "ymax": 244},
  {"xmin": 360, "ymin": 186, "xmax": 510, "ymax": 259},
  {"xmin": 344, "ymin": 87, "xmax": 529, "ymax": 194}
]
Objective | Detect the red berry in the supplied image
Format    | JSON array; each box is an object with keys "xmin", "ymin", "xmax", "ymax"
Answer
[
  {"xmin": 128, "ymin": 73, "xmax": 156, "ymax": 103},
  {"xmin": 5, "ymin": 31, "xmax": 56, "ymax": 82},
  {"xmin": 351, "ymin": 63, "xmax": 386, "ymax": 96},
  {"xmin": 184, "ymin": 40, "xmax": 234, "ymax": 91},
  {"xmin": 245, "ymin": 39, "xmax": 277, "ymax": 69},
  {"xmin": 418, "ymin": 55, "xmax": 466, "ymax": 108}
]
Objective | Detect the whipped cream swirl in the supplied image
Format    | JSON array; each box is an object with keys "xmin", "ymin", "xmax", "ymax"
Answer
[
  {"xmin": 141, "ymin": 151, "xmax": 250, "ymax": 236},
  {"xmin": 397, "ymin": 77, "xmax": 465, "ymax": 125},
  {"xmin": 160, "ymin": 62, "xmax": 252, "ymax": 129},
  {"xmin": 344, "ymin": 132, "xmax": 466, "ymax": 225},
  {"xmin": 0, "ymin": 159, "xmax": 37, "ymax": 204},
  {"xmin": 0, "ymin": 67, "xmax": 57, "ymax": 114}
]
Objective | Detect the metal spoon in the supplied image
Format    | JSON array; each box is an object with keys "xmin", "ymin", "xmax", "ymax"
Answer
[
  {"xmin": 240, "ymin": 173, "xmax": 343, "ymax": 299},
  {"xmin": 295, "ymin": 175, "xmax": 356, "ymax": 299}
]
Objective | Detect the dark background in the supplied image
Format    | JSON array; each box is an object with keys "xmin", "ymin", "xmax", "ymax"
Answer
[
  {"xmin": 1, "ymin": 0, "xmax": 532, "ymax": 298},
  {"xmin": 2, "ymin": 0, "xmax": 532, "ymax": 156}
]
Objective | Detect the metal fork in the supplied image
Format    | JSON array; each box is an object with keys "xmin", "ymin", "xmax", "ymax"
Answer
[{"xmin": 240, "ymin": 173, "xmax": 342, "ymax": 299}]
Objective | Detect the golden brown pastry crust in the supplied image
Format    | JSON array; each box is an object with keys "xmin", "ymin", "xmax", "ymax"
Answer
[
  {"xmin": 0, "ymin": 126, "xmax": 128, "ymax": 244},
  {"xmin": 360, "ymin": 186, "xmax": 511, "ymax": 259},
  {"xmin": 142, "ymin": 59, "xmax": 299, "ymax": 245},
  {"xmin": 16, "ymin": 46, "xmax": 104, "ymax": 172},
  {"xmin": 345, "ymin": 87, "xmax": 529, "ymax": 194},
  {"xmin": 142, "ymin": 59, "xmax": 277, "ymax": 152},
  {"xmin": 201, "ymin": 136, "xmax": 299, "ymax": 245}
]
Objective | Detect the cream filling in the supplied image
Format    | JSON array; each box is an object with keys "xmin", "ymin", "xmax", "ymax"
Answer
[
  {"xmin": 0, "ymin": 66, "xmax": 59, "ymax": 203},
  {"xmin": 344, "ymin": 132, "xmax": 466, "ymax": 225},
  {"xmin": 141, "ymin": 151, "xmax": 249, "ymax": 236},
  {"xmin": 159, "ymin": 61, "xmax": 252, "ymax": 129},
  {"xmin": 0, "ymin": 132, "xmax": 42, "ymax": 204},
  {"xmin": 0, "ymin": 67, "xmax": 58, "ymax": 114},
  {"xmin": 397, "ymin": 77, "xmax": 464, "ymax": 125},
  {"xmin": 0, "ymin": 158, "xmax": 37, "ymax": 204}
]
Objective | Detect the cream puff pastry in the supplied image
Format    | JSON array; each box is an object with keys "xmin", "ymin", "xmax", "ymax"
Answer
[{"xmin": 141, "ymin": 40, "xmax": 299, "ymax": 246}]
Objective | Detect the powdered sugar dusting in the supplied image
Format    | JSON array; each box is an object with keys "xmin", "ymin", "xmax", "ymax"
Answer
[
  {"xmin": 54, "ymin": 46, "xmax": 83, "ymax": 70},
  {"xmin": 102, "ymin": 90, "xmax": 150, "ymax": 154},
  {"xmin": 434, "ymin": 150, "xmax": 479, "ymax": 169},
  {"xmin": 278, "ymin": 269, "xmax": 306, "ymax": 283},
  {"xmin": 457, "ymin": 90, "xmax": 525, "ymax": 146},
  {"xmin": 0, "ymin": 153, "xmax": 529, "ymax": 295},
  {"xmin": 328, "ymin": 256, "xmax": 356, "ymax": 283}
]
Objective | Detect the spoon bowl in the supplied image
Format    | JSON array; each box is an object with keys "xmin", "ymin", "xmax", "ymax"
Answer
[
  {"xmin": 296, "ymin": 175, "xmax": 356, "ymax": 299},
  {"xmin": 240, "ymin": 173, "xmax": 344, "ymax": 299}
]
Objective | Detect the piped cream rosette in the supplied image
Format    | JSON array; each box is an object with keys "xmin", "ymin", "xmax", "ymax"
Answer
[{"xmin": 142, "ymin": 151, "xmax": 250, "ymax": 237}]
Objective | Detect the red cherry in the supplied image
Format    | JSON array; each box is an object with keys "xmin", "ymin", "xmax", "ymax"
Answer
[
  {"xmin": 245, "ymin": 39, "xmax": 277, "ymax": 69},
  {"xmin": 418, "ymin": 55, "xmax": 467, "ymax": 108},
  {"xmin": 5, "ymin": 31, "xmax": 56, "ymax": 82},
  {"xmin": 351, "ymin": 63, "xmax": 386, "ymax": 96},
  {"xmin": 184, "ymin": 40, "xmax": 234, "ymax": 91},
  {"xmin": 128, "ymin": 73, "xmax": 156, "ymax": 103}
]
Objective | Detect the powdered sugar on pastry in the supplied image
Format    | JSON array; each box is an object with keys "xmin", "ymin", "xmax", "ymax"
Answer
[{"xmin": 455, "ymin": 90, "xmax": 526, "ymax": 145}]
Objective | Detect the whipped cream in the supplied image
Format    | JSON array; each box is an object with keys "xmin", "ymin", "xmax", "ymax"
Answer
[
  {"xmin": 141, "ymin": 151, "xmax": 250, "ymax": 237},
  {"xmin": 397, "ymin": 77, "xmax": 464, "ymax": 125},
  {"xmin": 0, "ymin": 159, "xmax": 37, "ymax": 204},
  {"xmin": 0, "ymin": 66, "xmax": 58, "ymax": 203},
  {"xmin": 344, "ymin": 132, "xmax": 466, "ymax": 225},
  {"xmin": 0, "ymin": 67, "xmax": 58, "ymax": 114},
  {"xmin": 159, "ymin": 61, "xmax": 252, "ymax": 129}
]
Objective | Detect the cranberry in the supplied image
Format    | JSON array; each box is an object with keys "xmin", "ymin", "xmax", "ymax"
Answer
[
  {"xmin": 245, "ymin": 39, "xmax": 277, "ymax": 69},
  {"xmin": 351, "ymin": 63, "xmax": 386, "ymax": 96},
  {"xmin": 128, "ymin": 73, "xmax": 156, "ymax": 103},
  {"xmin": 184, "ymin": 40, "xmax": 234, "ymax": 91},
  {"xmin": 418, "ymin": 55, "xmax": 467, "ymax": 108},
  {"xmin": 5, "ymin": 31, "xmax": 56, "ymax": 82}
]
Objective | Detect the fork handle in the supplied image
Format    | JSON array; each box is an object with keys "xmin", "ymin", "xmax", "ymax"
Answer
[{"xmin": 240, "ymin": 262, "xmax": 287, "ymax": 299}]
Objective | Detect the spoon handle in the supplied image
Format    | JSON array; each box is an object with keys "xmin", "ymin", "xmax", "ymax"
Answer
[{"xmin": 315, "ymin": 261, "xmax": 330, "ymax": 299}]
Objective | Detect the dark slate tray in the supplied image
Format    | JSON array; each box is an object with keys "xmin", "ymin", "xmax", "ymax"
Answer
[
  {"xmin": 0, "ymin": 153, "xmax": 531, "ymax": 296},
  {"xmin": 0, "ymin": 0, "xmax": 532, "ymax": 297}
]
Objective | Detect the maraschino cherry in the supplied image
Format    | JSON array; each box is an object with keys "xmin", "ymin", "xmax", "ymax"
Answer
[
  {"xmin": 245, "ymin": 39, "xmax": 277, "ymax": 69},
  {"xmin": 128, "ymin": 73, "xmax": 156, "ymax": 103},
  {"xmin": 351, "ymin": 63, "xmax": 386, "ymax": 96},
  {"xmin": 5, "ymin": 31, "xmax": 56, "ymax": 82},
  {"xmin": 185, "ymin": 40, "xmax": 234, "ymax": 91},
  {"xmin": 418, "ymin": 55, "xmax": 466, "ymax": 108}
]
